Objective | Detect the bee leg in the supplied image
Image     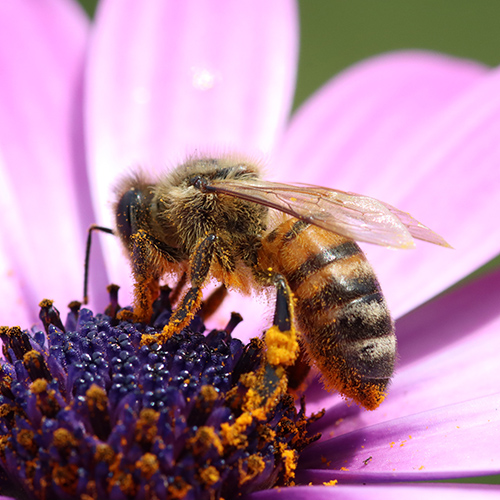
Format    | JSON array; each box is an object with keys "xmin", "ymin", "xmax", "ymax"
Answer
[
  {"xmin": 128, "ymin": 230, "xmax": 184, "ymax": 323},
  {"xmin": 251, "ymin": 276, "xmax": 299, "ymax": 407},
  {"xmin": 131, "ymin": 268, "xmax": 160, "ymax": 323},
  {"xmin": 200, "ymin": 285, "xmax": 228, "ymax": 320},
  {"xmin": 141, "ymin": 234, "xmax": 217, "ymax": 346}
]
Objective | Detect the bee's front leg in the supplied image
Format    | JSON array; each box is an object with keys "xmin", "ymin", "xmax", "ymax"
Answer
[{"xmin": 141, "ymin": 234, "xmax": 217, "ymax": 346}]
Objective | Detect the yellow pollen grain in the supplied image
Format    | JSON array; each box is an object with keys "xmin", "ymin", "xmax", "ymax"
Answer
[
  {"xmin": 238, "ymin": 454, "xmax": 266, "ymax": 485},
  {"xmin": 53, "ymin": 464, "xmax": 79, "ymax": 493},
  {"xmin": 221, "ymin": 412, "xmax": 253, "ymax": 447},
  {"xmin": 17, "ymin": 429, "xmax": 36, "ymax": 454},
  {"xmin": 29, "ymin": 378, "xmax": 48, "ymax": 393},
  {"xmin": 200, "ymin": 466, "xmax": 220, "ymax": 486},
  {"xmin": 199, "ymin": 385, "xmax": 219, "ymax": 403},
  {"xmin": 136, "ymin": 453, "xmax": 159, "ymax": 479},
  {"xmin": 340, "ymin": 467, "xmax": 349, "ymax": 471},
  {"xmin": 52, "ymin": 428, "xmax": 77, "ymax": 449},
  {"xmin": 240, "ymin": 371, "xmax": 258, "ymax": 388},
  {"xmin": 323, "ymin": 479, "xmax": 338, "ymax": 486},
  {"xmin": 95, "ymin": 443, "xmax": 115, "ymax": 463},
  {"xmin": 0, "ymin": 405, "xmax": 12, "ymax": 421},
  {"xmin": 242, "ymin": 387, "xmax": 264, "ymax": 412},
  {"xmin": 167, "ymin": 476, "xmax": 192, "ymax": 499},
  {"xmin": 134, "ymin": 409, "xmax": 160, "ymax": 445},
  {"xmin": 250, "ymin": 406, "xmax": 267, "ymax": 422},
  {"xmin": 190, "ymin": 426, "xmax": 223, "ymax": 455},
  {"xmin": 85, "ymin": 384, "xmax": 108, "ymax": 412},
  {"xmin": 23, "ymin": 349, "xmax": 42, "ymax": 366},
  {"xmin": 282, "ymin": 448, "xmax": 297, "ymax": 481}
]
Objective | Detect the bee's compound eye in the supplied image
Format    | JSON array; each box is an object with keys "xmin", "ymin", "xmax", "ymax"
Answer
[{"xmin": 115, "ymin": 188, "xmax": 144, "ymax": 241}]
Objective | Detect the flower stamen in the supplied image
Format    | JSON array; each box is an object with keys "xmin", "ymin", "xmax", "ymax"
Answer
[{"xmin": 0, "ymin": 286, "xmax": 322, "ymax": 499}]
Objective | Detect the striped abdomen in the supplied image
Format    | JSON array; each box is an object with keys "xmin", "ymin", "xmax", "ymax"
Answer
[{"xmin": 259, "ymin": 219, "xmax": 395, "ymax": 410}]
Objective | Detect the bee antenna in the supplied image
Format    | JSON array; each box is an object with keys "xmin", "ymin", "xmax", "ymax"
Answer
[{"xmin": 83, "ymin": 225, "xmax": 115, "ymax": 305}]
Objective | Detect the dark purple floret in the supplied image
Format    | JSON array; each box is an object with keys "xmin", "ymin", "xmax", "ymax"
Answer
[{"xmin": 0, "ymin": 289, "xmax": 321, "ymax": 500}]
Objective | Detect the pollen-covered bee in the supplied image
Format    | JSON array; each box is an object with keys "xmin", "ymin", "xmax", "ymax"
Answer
[{"xmin": 112, "ymin": 155, "xmax": 449, "ymax": 410}]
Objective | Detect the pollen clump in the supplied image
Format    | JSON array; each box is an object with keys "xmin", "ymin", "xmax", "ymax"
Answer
[
  {"xmin": 280, "ymin": 446, "xmax": 298, "ymax": 485},
  {"xmin": 94, "ymin": 443, "xmax": 116, "ymax": 464},
  {"xmin": 29, "ymin": 378, "xmax": 48, "ymax": 393},
  {"xmin": 168, "ymin": 476, "xmax": 192, "ymax": 499},
  {"xmin": 53, "ymin": 463, "xmax": 79, "ymax": 494},
  {"xmin": 221, "ymin": 412, "xmax": 253, "ymax": 447},
  {"xmin": 85, "ymin": 384, "xmax": 108, "ymax": 412},
  {"xmin": 323, "ymin": 479, "xmax": 338, "ymax": 486},
  {"xmin": 108, "ymin": 457, "xmax": 135, "ymax": 496},
  {"xmin": 238, "ymin": 454, "xmax": 266, "ymax": 485},
  {"xmin": 200, "ymin": 465, "xmax": 220, "ymax": 486},
  {"xmin": 265, "ymin": 325, "xmax": 299, "ymax": 367},
  {"xmin": 29, "ymin": 378, "xmax": 61, "ymax": 417},
  {"xmin": 136, "ymin": 453, "xmax": 159, "ymax": 479},
  {"xmin": 199, "ymin": 384, "xmax": 219, "ymax": 403},
  {"xmin": 189, "ymin": 426, "xmax": 224, "ymax": 455},
  {"xmin": 52, "ymin": 428, "xmax": 78, "ymax": 452},
  {"xmin": 17, "ymin": 429, "xmax": 36, "ymax": 455},
  {"xmin": 135, "ymin": 408, "xmax": 160, "ymax": 443}
]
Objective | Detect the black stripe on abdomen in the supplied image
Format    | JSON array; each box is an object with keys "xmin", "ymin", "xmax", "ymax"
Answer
[
  {"xmin": 298, "ymin": 273, "xmax": 382, "ymax": 313},
  {"xmin": 287, "ymin": 241, "xmax": 360, "ymax": 289}
]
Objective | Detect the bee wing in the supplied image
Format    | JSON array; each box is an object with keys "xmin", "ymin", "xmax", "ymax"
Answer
[
  {"xmin": 376, "ymin": 201, "xmax": 451, "ymax": 248},
  {"xmin": 208, "ymin": 179, "xmax": 451, "ymax": 249}
]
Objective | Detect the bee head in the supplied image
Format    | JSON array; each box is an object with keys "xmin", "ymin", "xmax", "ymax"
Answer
[{"xmin": 114, "ymin": 187, "xmax": 148, "ymax": 247}]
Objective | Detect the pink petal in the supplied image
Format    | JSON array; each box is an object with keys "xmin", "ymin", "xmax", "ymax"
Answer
[
  {"xmin": 0, "ymin": 242, "xmax": 30, "ymax": 327},
  {"xmin": 299, "ymin": 393, "xmax": 500, "ymax": 481},
  {"xmin": 303, "ymin": 268, "xmax": 500, "ymax": 435},
  {"xmin": 0, "ymin": 0, "xmax": 93, "ymax": 324},
  {"xmin": 85, "ymin": 0, "xmax": 298, "ymax": 306},
  {"xmin": 275, "ymin": 51, "xmax": 498, "ymax": 316},
  {"xmin": 248, "ymin": 484, "xmax": 500, "ymax": 500},
  {"xmin": 277, "ymin": 51, "xmax": 485, "ymax": 185},
  {"xmin": 396, "ymin": 266, "xmax": 500, "ymax": 366},
  {"xmin": 362, "ymin": 64, "xmax": 500, "ymax": 317}
]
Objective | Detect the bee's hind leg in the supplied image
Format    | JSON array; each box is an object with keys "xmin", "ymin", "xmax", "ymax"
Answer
[
  {"xmin": 250, "ymin": 276, "xmax": 299, "ymax": 407},
  {"xmin": 141, "ymin": 234, "xmax": 217, "ymax": 346}
]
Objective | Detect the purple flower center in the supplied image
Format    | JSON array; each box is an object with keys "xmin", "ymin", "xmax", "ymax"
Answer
[{"xmin": 0, "ymin": 287, "xmax": 322, "ymax": 499}]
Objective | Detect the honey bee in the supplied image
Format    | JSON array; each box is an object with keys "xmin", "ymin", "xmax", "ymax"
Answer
[{"xmin": 112, "ymin": 155, "xmax": 449, "ymax": 410}]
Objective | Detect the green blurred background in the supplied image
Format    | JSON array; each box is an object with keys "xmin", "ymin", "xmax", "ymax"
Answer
[
  {"xmin": 77, "ymin": 0, "xmax": 500, "ymax": 109},
  {"xmin": 76, "ymin": 0, "xmax": 500, "ymax": 485}
]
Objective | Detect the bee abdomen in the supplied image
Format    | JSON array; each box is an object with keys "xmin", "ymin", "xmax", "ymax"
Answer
[{"xmin": 262, "ymin": 219, "xmax": 395, "ymax": 410}]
